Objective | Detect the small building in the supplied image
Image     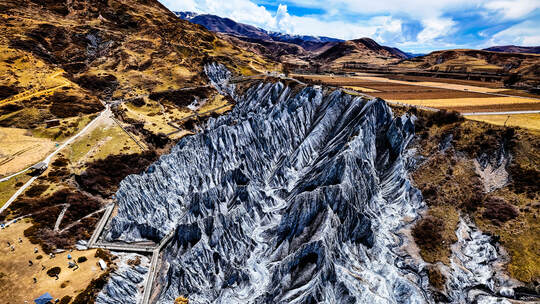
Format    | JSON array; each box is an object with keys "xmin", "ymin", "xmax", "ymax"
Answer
[{"xmin": 30, "ymin": 162, "xmax": 48, "ymax": 176}]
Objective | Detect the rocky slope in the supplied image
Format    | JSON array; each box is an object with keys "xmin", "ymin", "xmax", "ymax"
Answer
[
  {"xmin": 175, "ymin": 12, "xmax": 408, "ymax": 70},
  {"xmin": 408, "ymin": 107, "xmax": 540, "ymax": 299},
  {"xmin": 176, "ymin": 12, "xmax": 273, "ymax": 41},
  {"xmin": 0, "ymin": 2, "xmax": 275, "ymax": 301},
  {"xmin": 0, "ymin": 0, "xmax": 273, "ymax": 127},
  {"xmin": 315, "ymin": 38, "xmax": 409, "ymax": 69},
  {"xmin": 484, "ymin": 45, "xmax": 540, "ymax": 55},
  {"xmin": 398, "ymin": 49, "xmax": 540, "ymax": 78},
  {"xmin": 97, "ymin": 64, "xmax": 533, "ymax": 303}
]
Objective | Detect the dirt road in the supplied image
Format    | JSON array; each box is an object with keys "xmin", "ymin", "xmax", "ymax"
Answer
[{"xmin": 0, "ymin": 106, "xmax": 111, "ymax": 214}]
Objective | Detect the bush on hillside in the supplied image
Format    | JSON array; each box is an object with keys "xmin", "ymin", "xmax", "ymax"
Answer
[
  {"xmin": 412, "ymin": 216, "xmax": 444, "ymax": 251},
  {"xmin": 46, "ymin": 266, "xmax": 61, "ymax": 277},
  {"xmin": 483, "ymin": 197, "xmax": 519, "ymax": 223}
]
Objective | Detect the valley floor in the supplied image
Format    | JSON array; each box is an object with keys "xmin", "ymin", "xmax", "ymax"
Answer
[{"xmin": 294, "ymin": 73, "xmax": 540, "ymax": 130}]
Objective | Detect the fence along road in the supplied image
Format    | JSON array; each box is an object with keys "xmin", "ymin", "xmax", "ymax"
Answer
[{"xmin": 87, "ymin": 201, "xmax": 177, "ymax": 304}]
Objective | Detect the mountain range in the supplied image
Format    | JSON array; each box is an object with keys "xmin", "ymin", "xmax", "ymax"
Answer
[
  {"xmin": 398, "ymin": 49, "xmax": 540, "ymax": 79},
  {"xmin": 0, "ymin": 1, "xmax": 539, "ymax": 303},
  {"xmin": 175, "ymin": 12, "xmax": 342, "ymax": 46},
  {"xmin": 176, "ymin": 11, "xmax": 540, "ymax": 80},
  {"xmin": 175, "ymin": 11, "xmax": 410, "ymax": 69},
  {"xmin": 483, "ymin": 45, "xmax": 540, "ymax": 54}
]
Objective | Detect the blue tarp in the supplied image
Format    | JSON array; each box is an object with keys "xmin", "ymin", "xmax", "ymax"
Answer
[{"xmin": 34, "ymin": 292, "xmax": 53, "ymax": 304}]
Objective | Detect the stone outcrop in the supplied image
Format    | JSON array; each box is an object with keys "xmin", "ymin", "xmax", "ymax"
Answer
[{"xmin": 100, "ymin": 65, "xmax": 525, "ymax": 303}]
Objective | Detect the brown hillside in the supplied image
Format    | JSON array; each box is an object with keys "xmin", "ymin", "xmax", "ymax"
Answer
[
  {"xmin": 0, "ymin": 0, "xmax": 273, "ymax": 124},
  {"xmin": 315, "ymin": 38, "xmax": 407, "ymax": 69},
  {"xmin": 399, "ymin": 49, "xmax": 540, "ymax": 78},
  {"xmin": 0, "ymin": 0, "xmax": 275, "ymax": 259}
]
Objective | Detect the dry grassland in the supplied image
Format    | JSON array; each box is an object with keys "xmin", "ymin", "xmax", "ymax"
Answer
[
  {"xmin": 398, "ymin": 53, "xmax": 502, "ymax": 72},
  {"xmin": 467, "ymin": 114, "xmax": 540, "ymax": 131},
  {"xmin": 31, "ymin": 115, "xmax": 95, "ymax": 141},
  {"xmin": 382, "ymin": 75, "xmax": 504, "ymax": 89},
  {"xmin": 294, "ymin": 74, "xmax": 493, "ymax": 99},
  {"xmin": 0, "ymin": 127, "xmax": 55, "ymax": 176},
  {"xmin": 122, "ymin": 100, "xmax": 182, "ymax": 135},
  {"xmin": 448, "ymin": 103, "xmax": 540, "ymax": 113},
  {"xmin": 390, "ymin": 97, "xmax": 540, "ymax": 109},
  {"xmin": 67, "ymin": 118, "xmax": 143, "ymax": 171},
  {"xmin": 353, "ymin": 75, "xmax": 508, "ymax": 93},
  {"xmin": 343, "ymin": 86, "xmax": 380, "ymax": 93},
  {"xmin": 0, "ymin": 219, "xmax": 105, "ymax": 303},
  {"xmin": 0, "ymin": 174, "xmax": 31, "ymax": 208},
  {"xmin": 122, "ymin": 93, "xmax": 233, "ymax": 139}
]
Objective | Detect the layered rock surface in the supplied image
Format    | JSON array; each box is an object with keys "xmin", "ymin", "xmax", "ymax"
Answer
[
  {"xmin": 96, "ymin": 253, "xmax": 150, "ymax": 304},
  {"xmin": 105, "ymin": 65, "xmax": 432, "ymax": 303},
  {"xmin": 103, "ymin": 66, "xmax": 523, "ymax": 303}
]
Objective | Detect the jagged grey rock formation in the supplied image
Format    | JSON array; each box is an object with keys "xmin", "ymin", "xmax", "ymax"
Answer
[
  {"xmin": 96, "ymin": 253, "xmax": 150, "ymax": 304},
  {"xmin": 106, "ymin": 64, "xmax": 432, "ymax": 303},
  {"xmin": 204, "ymin": 62, "xmax": 235, "ymax": 96},
  {"xmin": 445, "ymin": 218, "xmax": 519, "ymax": 303},
  {"xmin": 101, "ymin": 65, "xmax": 525, "ymax": 303}
]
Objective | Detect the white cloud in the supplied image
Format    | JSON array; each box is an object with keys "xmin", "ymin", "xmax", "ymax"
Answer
[
  {"xmin": 159, "ymin": 0, "xmax": 540, "ymax": 52},
  {"xmin": 160, "ymin": 0, "xmax": 277, "ymax": 29},
  {"xmin": 274, "ymin": 0, "xmax": 483, "ymax": 18},
  {"xmin": 160, "ymin": 0, "xmax": 472, "ymax": 45},
  {"xmin": 484, "ymin": 0, "xmax": 539, "ymax": 19},
  {"xmin": 417, "ymin": 17, "xmax": 456, "ymax": 43},
  {"xmin": 275, "ymin": 4, "xmax": 294, "ymax": 33},
  {"xmin": 489, "ymin": 19, "xmax": 540, "ymax": 46}
]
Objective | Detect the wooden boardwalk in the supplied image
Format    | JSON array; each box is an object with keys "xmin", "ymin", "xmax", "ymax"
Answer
[{"xmin": 88, "ymin": 202, "xmax": 176, "ymax": 304}]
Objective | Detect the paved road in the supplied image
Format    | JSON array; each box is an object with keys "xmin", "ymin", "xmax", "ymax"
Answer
[
  {"xmin": 0, "ymin": 176, "xmax": 39, "ymax": 214},
  {"xmin": 59, "ymin": 206, "xmax": 109, "ymax": 234},
  {"xmin": 92, "ymin": 243, "xmax": 155, "ymax": 253},
  {"xmin": 87, "ymin": 201, "xmax": 176, "ymax": 304},
  {"xmin": 44, "ymin": 105, "xmax": 111, "ymax": 165},
  {"xmin": 0, "ymin": 168, "xmax": 30, "ymax": 183},
  {"xmin": 462, "ymin": 110, "xmax": 540, "ymax": 116},
  {"xmin": 0, "ymin": 106, "xmax": 110, "ymax": 215},
  {"xmin": 0, "ymin": 214, "xmax": 30, "ymax": 227}
]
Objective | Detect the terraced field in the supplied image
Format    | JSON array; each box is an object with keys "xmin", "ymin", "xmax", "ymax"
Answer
[{"xmin": 396, "ymin": 97, "xmax": 540, "ymax": 111}]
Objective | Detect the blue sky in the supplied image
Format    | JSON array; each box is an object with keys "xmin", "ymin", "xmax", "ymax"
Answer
[{"xmin": 160, "ymin": 0, "xmax": 540, "ymax": 53}]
